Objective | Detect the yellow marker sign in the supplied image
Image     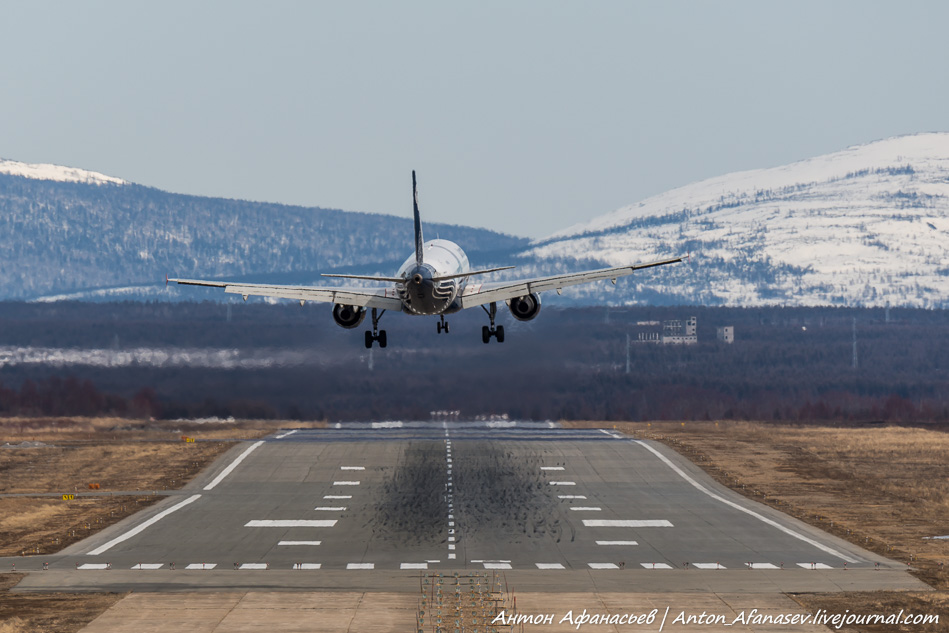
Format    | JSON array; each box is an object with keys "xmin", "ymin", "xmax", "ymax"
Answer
[
  {"xmin": 181, "ymin": 436, "xmax": 195, "ymax": 443},
  {"xmin": 62, "ymin": 494, "xmax": 75, "ymax": 501}
]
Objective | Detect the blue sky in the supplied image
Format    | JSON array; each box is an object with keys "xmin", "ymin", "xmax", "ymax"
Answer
[{"xmin": 2, "ymin": 1, "xmax": 948, "ymax": 237}]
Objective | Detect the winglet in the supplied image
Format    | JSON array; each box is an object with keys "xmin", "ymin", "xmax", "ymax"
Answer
[{"xmin": 412, "ymin": 170, "xmax": 424, "ymax": 266}]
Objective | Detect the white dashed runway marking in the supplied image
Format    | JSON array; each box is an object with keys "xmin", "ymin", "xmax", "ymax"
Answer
[
  {"xmin": 582, "ymin": 519, "xmax": 673, "ymax": 527},
  {"xmin": 77, "ymin": 564, "xmax": 109, "ymax": 570},
  {"xmin": 332, "ymin": 481, "xmax": 360, "ymax": 486},
  {"xmin": 323, "ymin": 495, "xmax": 351, "ymax": 499},
  {"xmin": 797, "ymin": 563, "xmax": 834, "ymax": 569},
  {"xmin": 239, "ymin": 563, "xmax": 267, "ymax": 570},
  {"xmin": 692, "ymin": 563, "xmax": 726, "ymax": 569},
  {"xmin": 535, "ymin": 563, "xmax": 565, "ymax": 570},
  {"xmin": 245, "ymin": 520, "xmax": 337, "ymax": 528},
  {"xmin": 483, "ymin": 562, "xmax": 512, "ymax": 570},
  {"xmin": 548, "ymin": 481, "xmax": 576, "ymax": 486},
  {"xmin": 313, "ymin": 506, "xmax": 346, "ymax": 511},
  {"xmin": 185, "ymin": 563, "xmax": 217, "ymax": 570},
  {"xmin": 746, "ymin": 562, "xmax": 780, "ymax": 569},
  {"xmin": 641, "ymin": 563, "xmax": 674, "ymax": 569},
  {"xmin": 340, "ymin": 466, "xmax": 364, "ymax": 470},
  {"xmin": 570, "ymin": 507, "xmax": 602, "ymax": 511},
  {"xmin": 347, "ymin": 563, "xmax": 374, "ymax": 570},
  {"xmin": 130, "ymin": 563, "xmax": 163, "ymax": 570},
  {"xmin": 588, "ymin": 563, "xmax": 619, "ymax": 569},
  {"xmin": 558, "ymin": 495, "xmax": 587, "ymax": 499},
  {"xmin": 293, "ymin": 563, "xmax": 322, "ymax": 570},
  {"xmin": 278, "ymin": 541, "xmax": 321, "ymax": 546},
  {"xmin": 595, "ymin": 540, "xmax": 638, "ymax": 546},
  {"xmin": 541, "ymin": 466, "xmax": 565, "ymax": 471},
  {"xmin": 401, "ymin": 563, "xmax": 429, "ymax": 570}
]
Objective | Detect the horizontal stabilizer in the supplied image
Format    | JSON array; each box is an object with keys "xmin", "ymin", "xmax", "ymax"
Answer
[
  {"xmin": 321, "ymin": 273, "xmax": 405, "ymax": 283},
  {"xmin": 431, "ymin": 266, "xmax": 515, "ymax": 282}
]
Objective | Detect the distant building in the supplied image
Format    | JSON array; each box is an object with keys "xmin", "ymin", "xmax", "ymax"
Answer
[
  {"xmin": 632, "ymin": 316, "xmax": 697, "ymax": 345},
  {"xmin": 716, "ymin": 326, "xmax": 734, "ymax": 344}
]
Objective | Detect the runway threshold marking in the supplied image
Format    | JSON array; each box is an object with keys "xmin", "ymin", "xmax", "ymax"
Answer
[
  {"xmin": 632, "ymin": 440, "xmax": 861, "ymax": 563},
  {"xmin": 204, "ymin": 441, "xmax": 265, "ymax": 490},
  {"xmin": 86, "ymin": 493, "xmax": 203, "ymax": 555}
]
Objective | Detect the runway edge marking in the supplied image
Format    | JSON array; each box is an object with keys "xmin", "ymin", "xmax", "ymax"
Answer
[
  {"xmin": 86, "ymin": 494, "xmax": 203, "ymax": 556},
  {"xmin": 204, "ymin": 440, "xmax": 266, "ymax": 490},
  {"xmin": 630, "ymin": 438, "xmax": 862, "ymax": 564}
]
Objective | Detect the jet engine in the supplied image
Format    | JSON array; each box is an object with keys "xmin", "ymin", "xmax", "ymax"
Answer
[
  {"xmin": 332, "ymin": 304, "xmax": 366, "ymax": 329},
  {"xmin": 507, "ymin": 293, "xmax": 542, "ymax": 321}
]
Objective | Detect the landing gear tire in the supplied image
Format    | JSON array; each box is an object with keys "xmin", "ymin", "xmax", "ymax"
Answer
[
  {"xmin": 365, "ymin": 308, "xmax": 388, "ymax": 348},
  {"xmin": 496, "ymin": 325, "xmax": 505, "ymax": 343},
  {"xmin": 482, "ymin": 325, "xmax": 491, "ymax": 344},
  {"xmin": 437, "ymin": 317, "xmax": 450, "ymax": 334}
]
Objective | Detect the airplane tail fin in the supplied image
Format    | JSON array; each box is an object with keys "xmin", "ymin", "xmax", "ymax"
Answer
[{"xmin": 412, "ymin": 170, "xmax": 424, "ymax": 266}]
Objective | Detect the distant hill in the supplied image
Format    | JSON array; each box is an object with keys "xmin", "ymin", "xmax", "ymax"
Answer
[
  {"xmin": 0, "ymin": 162, "xmax": 526, "ymax": 300},
  {"xmin": 4, "ymin": 134, "xmax": 949, "ymax": 307},
  {"xmin": 526, "ymin": 133, "xmax": 949, "ymax": 308}
]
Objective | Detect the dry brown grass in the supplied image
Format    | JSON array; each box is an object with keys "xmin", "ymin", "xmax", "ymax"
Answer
[
  {"xmin": 0, "ymin": 574, "xmax": 122, "ymax": 633},
  {"xmin": 566, "ymin": 420, "xmax": 949, "ymax": 631}
]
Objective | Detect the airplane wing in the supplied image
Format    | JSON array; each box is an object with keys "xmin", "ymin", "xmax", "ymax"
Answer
[
  {"xmin": 456, "ymin": 256, "xmax": 683, "ymax": 309},
  {"xmin": 168, "ymin": 278, "xmax": 404, "ymax": 310}
]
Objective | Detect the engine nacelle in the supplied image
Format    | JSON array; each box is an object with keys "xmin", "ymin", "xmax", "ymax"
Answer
[
  {"xmin": 332, "ymin": 304, "xmax": 366, "ymax": 329},
  {"xmin": 507, "ymin": 293, "xmax": 542, "ymax": 321}
]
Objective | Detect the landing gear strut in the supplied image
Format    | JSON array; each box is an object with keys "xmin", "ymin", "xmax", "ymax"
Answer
[
  {"xmin": 437, "ymin": 315, "xmax": 450, "ymax": 334},
  {"xmin": 365, "ymin": 308, "xmax": 387, "ymax": 348},
  {"xmin": 481, "ymin": 302, "xmax": 504, "ymax": 344}
]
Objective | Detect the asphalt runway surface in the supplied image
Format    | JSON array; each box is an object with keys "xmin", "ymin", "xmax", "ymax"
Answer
[{"xmin": 7, "ymin": 422, "xmax": 927, "ymax": 593}]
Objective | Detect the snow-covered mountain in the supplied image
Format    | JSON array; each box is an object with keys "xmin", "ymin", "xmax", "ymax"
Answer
[
  {"xmin": 0, "ymin": 158, "xmax": 127, "ymax": 185},
  {"xmin": 527, "ymin": 133, "xmax": 949, "ymax": 307}
]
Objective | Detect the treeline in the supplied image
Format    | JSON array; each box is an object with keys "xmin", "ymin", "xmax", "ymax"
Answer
[{"xmin": 0, "ymin": 301, "xmax": 947, "ymax": 423}]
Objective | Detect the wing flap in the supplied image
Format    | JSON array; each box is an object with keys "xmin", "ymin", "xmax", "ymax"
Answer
[
  {"xmin": 458, "ymin": 257, "xmax": 683, "ymax": 309},
  {"xmin": 169, "ymin": 279, "xmax": 402, "ymax": 310}
]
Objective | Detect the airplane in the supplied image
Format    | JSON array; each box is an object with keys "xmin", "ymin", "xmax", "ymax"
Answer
[{"xmin": 169, "ymin": 171, "xmax": 683, "ymax": 348}]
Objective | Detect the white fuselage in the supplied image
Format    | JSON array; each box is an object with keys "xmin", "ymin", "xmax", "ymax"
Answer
[{"xmin": 396, "ymin": 239, "xmax": 469, "ymax": 315}]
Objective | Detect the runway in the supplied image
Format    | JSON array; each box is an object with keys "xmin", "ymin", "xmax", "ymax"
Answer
[{"xmin": 8, "ymin": 423, "xmax": 926, "ymax": 593}]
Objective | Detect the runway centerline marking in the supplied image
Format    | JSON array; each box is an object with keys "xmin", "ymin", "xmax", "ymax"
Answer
[
  {"xmin": 333, "ymin": 481, "xmax": 360, "ymax": 486},
  {"xmin": 204, "ymin": 441, "xmax": 265, "ymax": 490},
  {"xmin": 558, "ymin": 495, "xmax": 587, "ymax": 499},
  {"xmin": 595, "ymin": 540, "xmax": 638, "ymax": 546},
  {"xmin": 86, "ymin": 493, "xmax": 202, "ymax": 556},
  {"xmin": 548, "ymin": 481, "xmax": 576, "ymax": 486},
  {"xmin": 632, "ymin": 439, "xmax": 860, "ymax": 563},
  {"xmin": 323, "ymin": 495, "xmax": 351, "ymax": 499},
  {"xmin": 278, "ymin": 541, "xmax": 322, "ymax": 546},
  {"xmin": 570, "ymin": 507, "xmax": 602, "ymax": 511},
  {"xmin": 541, "ymin": 466, "xmax": 565, "ymax": 471},
  {"xmin": 340, "ymin": 466, "xmax": 365, "ymax": 470},
  {"xmin": 313, "ymin": 506, "xmax": 346, "ymax": 511}
]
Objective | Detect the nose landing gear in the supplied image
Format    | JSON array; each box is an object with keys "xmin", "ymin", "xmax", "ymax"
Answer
[
  {"xmin": 365, "ymin": 308, "xmax": 387, "ymax": 348},
  {"xmin": 481, "ymin": 302, "xmax": 504, "ymax": 344},
  {"xmin": 437, "ymin": 315, "xmax": 450, "ymax": 334}
]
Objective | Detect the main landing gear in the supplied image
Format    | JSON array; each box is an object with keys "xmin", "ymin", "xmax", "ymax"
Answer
[
  {"xmin": 481, "ymin": 302, "xmax": 504, "ymax": 344},
  {"xmin": 365, "ymin": 308, "xmax": 387, "ymax": 348},
  {"xmin": 437, "ymin": 315, "xmax": 450, "ymax": 334}
]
